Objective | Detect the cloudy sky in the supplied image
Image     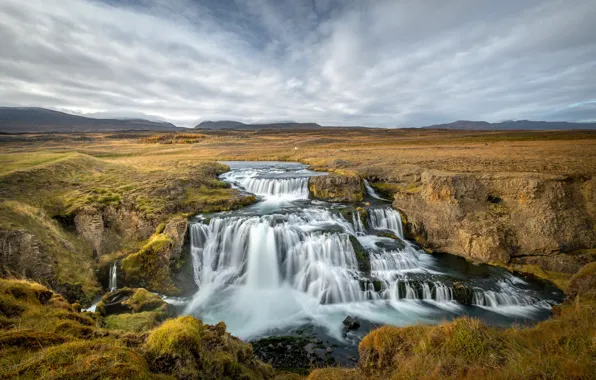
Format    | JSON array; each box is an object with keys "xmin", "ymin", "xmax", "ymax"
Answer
[{"xmin": 1, "ymin": 0, "xmax": 595, "ymax": 127}]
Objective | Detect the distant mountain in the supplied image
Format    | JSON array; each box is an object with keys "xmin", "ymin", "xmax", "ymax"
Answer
[
  {"xmin": 195, "ymin": 120, "xmax": 321, "ymax": 130},
  {"xmin": 423, "ymin": 119, "xmax": 596, "ymax": 130},
  {"xmin": 0, "ymin": 107, "xmax": 180, "ymax": 133}
]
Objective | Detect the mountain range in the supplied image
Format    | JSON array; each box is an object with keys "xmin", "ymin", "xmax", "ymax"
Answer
[
  {"xmin": 0, "ymin": 107, "xmax": 179, "ymax": 133},
  {"xmin": 422, "ymin": 120, "xmax": 596, "ymax": 130},
  {"xmin": 1, "ymin": 107, "xmax": 595, "ymax": 133},
  {"xmin": 194, "ymin": 120, "xmax": 322, "ymax": 130}
]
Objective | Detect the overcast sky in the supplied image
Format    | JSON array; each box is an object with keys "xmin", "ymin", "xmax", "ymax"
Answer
[{"xmin": 1, "ymin": 0, "xmax": 595, "ymax": 127}]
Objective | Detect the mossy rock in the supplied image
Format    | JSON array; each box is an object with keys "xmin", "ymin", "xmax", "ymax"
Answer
[
  {"xmin": 145, "ymin": 316, "xmax": 274, "ymax": 380},
  {"xmin": 349, "ymin": 235, "xmax": 370, "ymax": 275},
  {"xmin": 121, "ymin": 234, "xmax": 179, "ymax": 295},
  {"xmin": 97, "ymin": 287, "xmax": 170, "ymax": 316}
]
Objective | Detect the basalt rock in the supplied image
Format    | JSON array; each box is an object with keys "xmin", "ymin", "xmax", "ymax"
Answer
[
  {"xmin": 343, "ymin": 316, "xmax": 360, "ymax": 331},
  {"xmin": 309, "ymin": 175, "xmax": 364, "ymax": 202},
  {"xmin": 393, "ymin": 170, "xmax": 596, "ymax": 268},
  {"xmin": 0, "ymin": 229, "xmax": 56, "ymax": 284}
]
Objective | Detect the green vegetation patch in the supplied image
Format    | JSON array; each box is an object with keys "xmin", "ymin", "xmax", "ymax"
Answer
[{"xmin": 121, "ymin": 234, "xmax": 178, "ymax": 295}]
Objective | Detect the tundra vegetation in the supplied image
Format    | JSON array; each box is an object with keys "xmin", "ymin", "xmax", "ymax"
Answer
[{"xmin": 1, "ymin": 128, "xmax": 595, "ymax": 379}]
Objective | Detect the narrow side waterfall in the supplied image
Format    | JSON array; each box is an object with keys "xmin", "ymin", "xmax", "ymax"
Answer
[
  {"xmin": 109, "ymin": 262, "xmax": 117, "ymax": 291},
  {"xmin": 363, "ymin": 179, "xmax": 388, "ymax": 200},
  {"xmin": 352, "ymin": 210, "xmax": 365, "ymax": 235},
  {"xmin": 240, "ymin": 177, "xmax": 309, "ymax": 199},
  {"xmin": 369, "ymin": 207, "xmax": 404, "ymax": 239},
  {"xmin": 183, "ymin": 161, "xmax": 562, "ymax": 345}
]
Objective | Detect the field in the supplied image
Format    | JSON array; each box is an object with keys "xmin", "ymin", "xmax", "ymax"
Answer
[{"xmin": 1, "ymin": 128, "xmax": 596, "ymax": 379}]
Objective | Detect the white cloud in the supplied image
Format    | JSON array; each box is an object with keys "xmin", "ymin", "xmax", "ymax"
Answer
[{"xmin": 0, "ymin": 0, "xmax": 594, "ymax": 127}]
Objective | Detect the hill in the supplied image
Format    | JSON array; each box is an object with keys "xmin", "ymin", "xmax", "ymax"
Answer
[
  {"xmin": 195, "ymin": 120, "xmax": 321, "ymax": 130},
  {"xmin": 423, "ymin": 119, "xmax": 596, "ymax": 130},
  {"xmin": 0, "ymin": 107, "xmax": 180, "ymax": 133}
]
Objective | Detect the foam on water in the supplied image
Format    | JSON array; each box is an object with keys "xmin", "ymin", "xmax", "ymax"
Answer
[{"xmin": 183, "ymin": 161, "xmax": 561, "ymax": 341}]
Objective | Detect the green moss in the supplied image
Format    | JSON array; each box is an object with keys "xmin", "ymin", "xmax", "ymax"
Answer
[
  {"xmin": 6, "ymin": 339, "xmax": 153, "ymax": 379},
  {"xmin": 121, "ymin": 234, "xmax": 178, "ymax": 295},
  {"xmin": 0, "ymin": 201, "xmax": 100, "ymax": 302},
  {"xmin": 104, "ymin": 312, "xmax": 166, "ymax": 332},
  {"xmin": 145, "ymin": 317, "xmax": 274, "ymax": 380},
  {"xmin": 0, "ymin": 295, "xmax": 25, "ymax": 317}
]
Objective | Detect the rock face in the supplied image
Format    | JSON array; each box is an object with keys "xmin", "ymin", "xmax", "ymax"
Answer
[
  {"xmin": 309, "ymin": 175, "xmax": 364, "ymax": 202},
  {"xmin": 0, "ymin": 230, "xmax": 56, "ymax": 283},
  {"xmin": 120, "ymin": 217, "xmax": 189, "ymax": 295},
  {"xmin": 390, "ymin": 170, "xmax": 596, "ymax": 267},
  {"xmin": 74, "ymin": 205, "xmax": 154, "ymax": 257}
]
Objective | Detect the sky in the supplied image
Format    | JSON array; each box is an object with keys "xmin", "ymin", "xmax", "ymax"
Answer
[{"xmin": 0, "ymin": 0, "xmax": 595, "ymax": 128}]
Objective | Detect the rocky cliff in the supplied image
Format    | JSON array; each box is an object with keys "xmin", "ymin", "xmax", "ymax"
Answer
[
  {"xmin": 309, "ymin": 174, "xmax": 364, "ymax": 202},
  {"xmin": 373, "ymin": 168, "xmax": 596, "ymax": 273}
]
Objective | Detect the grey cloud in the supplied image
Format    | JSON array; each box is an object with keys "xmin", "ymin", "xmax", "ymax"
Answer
[{"xmin": 0, "ymin": 0, "xmax": 594, "ymax": 127}]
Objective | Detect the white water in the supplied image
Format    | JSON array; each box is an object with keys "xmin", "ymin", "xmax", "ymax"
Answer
[
  {"xmin": 183, "ymin": 161, "xmax": 559, "ymax": 342},
  {"xmin": 109, "ymin": 262, "xmax": 117, "ymax": 291},
  {"xmin": 363, "ymin": 179, "xmax": 388, "ymax": 200},
  {"xmin": 241, "ymin": 177, "xmax": 309, "ymax": 200},
  {"xmin": 369, "ymin": 208, "xmax": 404, "ymax": 239}
]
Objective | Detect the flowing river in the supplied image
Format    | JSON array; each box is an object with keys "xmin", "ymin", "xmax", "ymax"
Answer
[{"xmin": 181, "ymin": 161, "xmax": 563, "ymax": 364}]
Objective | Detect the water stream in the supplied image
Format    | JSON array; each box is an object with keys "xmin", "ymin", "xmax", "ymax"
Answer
[{"xmin": 181, "ymin": 161, "xmax": 563, "ymax": 363}]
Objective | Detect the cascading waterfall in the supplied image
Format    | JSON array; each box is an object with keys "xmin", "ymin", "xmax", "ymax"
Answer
[
  {"xmin": 109, "ymin": 262, "xmax": 117, "ymax": 291},
  {"xmin": 182, "ymin": 161, "xmax": 561, "ymax": 343},
  {"xmin": 240, "ymin": 177, "xmax": 309, "ymax": 199},
  {"xmin": 189, "ymin": 212, "xmax": 373, "ymax": 305},
  {"xmin": 363, "ymin": 179, "xmax": 388, "ymax": 200},
  {"xmin": 369, "ymin": 208, "xmax": 404, "ymax": 239}
]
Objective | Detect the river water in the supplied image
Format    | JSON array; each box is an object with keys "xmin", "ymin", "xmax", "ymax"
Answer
[{"xmin": 181, "ymin": 161, "xmax": 563, "ymax": 362}]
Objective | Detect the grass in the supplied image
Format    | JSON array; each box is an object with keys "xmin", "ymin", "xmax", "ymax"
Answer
[
  {"xmin": 0, "ymin": 278, "xmax": 280, "ymax": 380},
  {"xmin": 0, "ymin": 146, "xmax": 256, "ymax": 303},
  {"xmin": 104, "ymin": 312, "xmax": 166, "ymax": 332},
  {"xmin": 140, "ymin": 133, "xmax": 207, "ymax": 144},
  {"xmin": 145, "ymin": 317, "xmax": 274, "ymax": 380},
  {"xmin": 309, "ymin": 290, "xmax": 596, "ymax": 379}
]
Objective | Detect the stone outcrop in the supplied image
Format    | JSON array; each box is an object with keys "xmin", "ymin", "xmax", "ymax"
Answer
[
  {"xmin": 74, "ymin": 205, "xmax": 154, "ymax": 257},
  {"xmin": 309, "ymin": 175, "xmax": 364, "ymax": 202},
  {"xmin": 120, "ymin": 217, "xmax": 189, "ymax": 295},
  {"xmin": 387, "ymin": 169, "xmax": 596, "ymax": 268},
  {"xmin": 0, "ymin": 230, "xmax": 56, "ymax": 283}
]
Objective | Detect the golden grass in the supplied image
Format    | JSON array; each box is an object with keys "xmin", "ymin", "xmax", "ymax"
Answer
[
  {"xmin": 0, "ymin": 278, "xmax": 278, "ymax": 380},
  {"xmin": 309, "ymin": 290, "xmax": 596, "ymax": 380}
]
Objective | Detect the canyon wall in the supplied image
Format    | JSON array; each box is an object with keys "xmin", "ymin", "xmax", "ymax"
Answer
[{"xmin": 381, "ymin": 169, "xmax": 596, "ymax": 273}]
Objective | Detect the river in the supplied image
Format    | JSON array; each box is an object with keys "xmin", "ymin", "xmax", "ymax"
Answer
[{"xmin": 180, "ymin": 161, "xmax": 563, "ymax": 364}]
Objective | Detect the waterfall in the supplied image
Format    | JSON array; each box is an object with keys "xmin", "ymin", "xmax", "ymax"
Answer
[
  {"xmin": 351, "ymin": 210, "xmax": 365, "ymax": 235},
  {"xmin": 363, "ymin": 179, "xmax": 388, "ymax": 200},
  {"xmin": 188, "ymin": 212, "xmax": 368, "ymax": 305},
  {"xmin": 369, "ymin": 208, "xmax": 404, "ymax": 239},
  {"xmin": 472, "ymin": 280, "xmax": 548, "ymax": 308},
  {"xmin": 109, "ymin": 262, "xmax": 117, "ymax": 291},
  {"xmin": 182, "ymin": 161, "xmax": 560, "ymax": 342},
  {"xmin": 240, "ymin": 177, "xmax": 309, "ymax": 199}
]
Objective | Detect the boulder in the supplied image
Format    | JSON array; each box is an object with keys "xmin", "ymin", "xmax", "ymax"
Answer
[{"xmin": 343, "ymin": 316, "xmax": 360, "ymax": 331}]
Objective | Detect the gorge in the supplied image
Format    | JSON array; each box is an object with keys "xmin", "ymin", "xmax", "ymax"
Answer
[{"xmin": 178, "ymin": 161, "xmax": 564, "ymax": 365}]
